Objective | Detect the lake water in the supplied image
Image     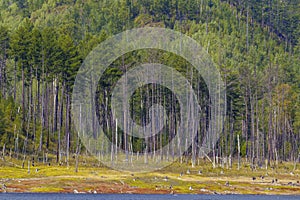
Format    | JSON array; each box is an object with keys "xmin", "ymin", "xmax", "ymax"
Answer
[{"xmin": 0, "ymin": 194, "xmax": 299, "ymax": 200}]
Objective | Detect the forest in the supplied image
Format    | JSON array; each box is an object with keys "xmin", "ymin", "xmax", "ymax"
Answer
[{"xmin": 0, "ymin": 0, "xmax": 299, "ymax": 171}]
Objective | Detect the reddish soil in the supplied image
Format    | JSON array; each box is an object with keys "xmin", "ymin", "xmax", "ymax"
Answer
[{"xmin": 0, "ymin": 177, "xmax": 171, "ymax": 194}]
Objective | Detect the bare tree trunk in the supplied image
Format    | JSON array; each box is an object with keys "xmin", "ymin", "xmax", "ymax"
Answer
[
  {"xmin": 66, "ymin": 93, "xmax": 70, "ymax": 167},
  {"xmin": 237, "ymin": 134, "xmax": 241, "ymax": 170},
  {"xmin": 21, "ymin": 64, "xmax": 26, "ymax": 130},
  {"xmin": 39, "ymin": 55, "xmax": 45, "ymax": 152},
  {"xmin": 2, "ymin": 144, "xmax": 5, "ymax": 161},
  {"xmin": 75, "ymin": 133, "xmax": 81, "ymax": 173},
  {"xmin": 122, "ymin": 57, "xmax": 128, "ymax": 162},
  {"xmin": 56, "ymin": 83, "xmax": 64, "ymax": 163},
  {"xmin": 115, "ymin": 118, "xmax": 118, "ymax": 163},
  {"xmin": 45, "ymin": 82, "xmax": 50, "ymax": 150},
  {"xmin": 250, "ymin": 95, "xmax": 255, "ymax": 168},
  {"xmin": 229, "ymin": 100, "xmax": 234, "ymax": 169},
  {"xmin": 53, "ymin": 78, "xmax": 59, "ymax": 133}
]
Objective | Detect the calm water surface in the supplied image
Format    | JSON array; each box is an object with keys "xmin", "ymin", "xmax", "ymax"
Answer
[{"xmin": 0, "ymin": 194, "xmax": 299, "ymax": 200}]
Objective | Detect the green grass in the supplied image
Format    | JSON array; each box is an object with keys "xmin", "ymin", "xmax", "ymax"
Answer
[
  {"xmin": 31, "ymin": 186, "xmax": 64, "ymax": 193},
  {"xmin": 1, "ymin": 156, "xmax": 300, "ymax": 194}
]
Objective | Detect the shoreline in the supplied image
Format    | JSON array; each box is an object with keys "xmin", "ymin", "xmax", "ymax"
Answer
[
  {"xmin": 1, "ymin": 158, "xmax": 300, "ymax": 195},
  {"xmin": 1, "ymin": 164, "xmax": 300, "ymax": 195}
]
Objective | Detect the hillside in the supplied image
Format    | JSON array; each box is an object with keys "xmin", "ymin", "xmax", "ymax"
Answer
[{"xmin": 0, "ymin": 0, "xmax": 299, "ymax": 172}]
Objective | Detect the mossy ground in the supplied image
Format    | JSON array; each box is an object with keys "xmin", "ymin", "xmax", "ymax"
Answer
[{"xmin": 1, "ymin": 156, "xmax": 300, "ymax": 195}]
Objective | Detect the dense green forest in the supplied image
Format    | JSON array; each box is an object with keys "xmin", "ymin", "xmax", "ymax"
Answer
[{"xmin": 0, "ymin": 0, "xmax": 299, "ymax": 169}]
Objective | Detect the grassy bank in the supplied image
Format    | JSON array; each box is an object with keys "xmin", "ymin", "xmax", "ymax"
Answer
[{"xmin": 1, "ymin": 156, "xmax": 300, "ymax": 195}]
